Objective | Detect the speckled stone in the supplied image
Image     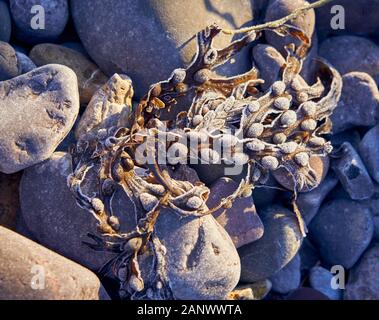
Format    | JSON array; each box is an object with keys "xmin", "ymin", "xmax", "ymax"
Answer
[{"xmin": 359, "ymin": 124, "xmax": 379, "ymax": 183}]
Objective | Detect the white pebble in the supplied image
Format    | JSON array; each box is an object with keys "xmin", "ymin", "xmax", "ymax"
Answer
[{"xmin": 246, "ymin": 101, "xmax": 260, "ymax": 114}]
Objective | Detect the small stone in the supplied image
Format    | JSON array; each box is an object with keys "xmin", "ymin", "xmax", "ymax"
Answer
[
  {"xmin": 319, "ymin": 36, "xmax": 379, "ymax": 78},
  {"xmin": 0, "ymin": 172, "xmax": 22, "ymax": 230},
  {"xmin": 20, "ymin": 152, "xmax": 135, "ymax": 270},
  {"xmin": 309, "ymin": 266, "xmax": 342, "ymax": 300},
  {"xmin": 239, "ymin": 205, "xmax": 303, "ymax": 282},
  {"xmin": 333, "ymin": 142, "xmax": 374, "ymax": 200},
  {"xmin": 29, "ymin": 43, "xmax": 109, "ymax": 104},
  {"xmin": 192, "ymin": 114, "xmax": 203, "ymax": 127},
  {"xmin": 359, "ymin": 124, "xmax": 379, "ymax": 183},
  {"xmin": 330, "ymin": 72, "xmax": 379, "ymax": 134},
  {"xmin": 0, "ymin": 1, "xmax": 11, "ymax": 42},
  {"xmin": 16, "ymin": 51, "xmax": 36, "ymax": 74},
  {"xmin": 246, "ymin": 101, "xmax": 260, "ymax": 114},
  {"xmin": 76, "ymin": 74, "xmax": 133, "ymax": 139},
  {"xmin": 273, "ymin": 156, "xmax": 330, "ymax": 192},
  {"xmin": 296, "ymin": 173, "xmax": 339, "ymax": 225},
  {"xmin": 10, "ymin": 0, "xmax": 69, "ymax": 44},
  {"xmin": 0, "ymin": 41, "xmax": 19, "ymax": 80},
  {"xmin": 265, "ymin": 0, "xmax": 315, "ymax": 56},
  {"xmin": 246, "ymin": 139, "xmax": 265, "ymax": 152},
  {"xmin": 207, "ymin": 177, "xmax": 264, "ymax": 248},
  {"xmin": 0, "ymin": 226, "xmax": 103, "ymax": 299},
  {"xmin": 151, "ymin": 208, "xmax": 241, "ymax": 300},
  {"xmin": 229, "ymin": 280, "xmax": 272, "ymax": 300},
  {"xmin": 270, "ymin": 254, "xmax": 301, "ymax": 294},
  {"xmin": 0, "ymin": 65, "xmax": 79, "ymax": 174},
  {"xmin": 345, "ymin": 245, "xmax": 379, "ymax": 300},
  {"xmin": 309, "ymin": 199, "xmax": 373, "ymax": 269},
  {"xmin": 253, "ymin": 44, "xmax": 286, "ymax": 91}
]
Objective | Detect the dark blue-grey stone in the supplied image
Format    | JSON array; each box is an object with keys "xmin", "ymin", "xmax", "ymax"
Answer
[
  {"xmin": 270, "ymin": 254, "xmax": 301, "ymax": 294},
  {"xmin": 309, "ymin": 199, "xmax": 373, "ymax": 269},
  {"xmin": 0, "ymin": 0, "xmax": 11, "ymax": 42},
  {"xmin": 309, "ymin": 266, "xmax": 342, "ymax": 300},
  {"xmin": 359, "ymin": 124, "xmax": 379, "ymax": 184},
  {"xmin": 71, "ymin": 0, "xmax": 257, "ymax": 98},
  {"xmin": 9, "ymin": 0, "xmax": 68, "ymax": 44},
  {"xmin": 332, "ymin": 142, "xmax": 374, "ymax": 200}
]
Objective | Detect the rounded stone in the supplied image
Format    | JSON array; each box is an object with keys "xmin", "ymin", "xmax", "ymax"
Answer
[
  {"xmin": 274, "ymin": 97, "xmax": 291, "ymax": 110},
  {"xmin": 29, "ymin": 43, "xmax": 108, "ymax": 104},
  {"xmin": 331, "ymin": 72, "xmax": 379, "ymax": 134},
  {"xmin": 19, "ymin": 152, "xmax": 135, "ymax": 271},
  {"xmin": 265, "ymin": 0, "xmax": 315, "ymax": 56},
  {"xmin": 0, "ymin": 226, "xmax": 103, "ymax": 300},
  {"xmin": 71, "ymin": 0, "xmax": 255, "ymax": 97},
  {"xmin": 16, "ymin": 51, "xmax": 37, "ymax": 74},
  {"xmin": 207, "ymin": 177, "xmax": 264, "ymax": 248},
  {"xmin": 0, "ymin": 65, "xmax": 79, "ymax": 174},
  {"xmin": 239, "ymin": 205, "xmax": 303, "ymax": 282},
  {"xmin": 9, "ymin": 0, "xmax": 69, "ymax": 44},
  {"xmin": 270, "ymin": 254, "xmax": 301, "ymax": 294},
  {"xmin": 319, "ymin": 36, "xmax": 379, "ymax": 79},
  {"xmin": 246, "ymin": 123, "xmax": 264, "ymax": 138},
  {"xmin": 152, "ymin": 208, "xmax": 241, "ymax": 300},
  {"xmin": 359, "ymin": 124, "xmax": 379, "ymax": 183},
  {"xmin": 0, "ymin": 41, "xmax": 19, "ymax": 81},
  {"xmin": 252, "ymin": 44, "xmax": 286, "ymax": 91},
  {"xmin": 309, "ymin": 199, "xmax": 373, "ymax": 269},
  {"xmin": 0, "ymin": 1, "xmax": 11, "ymax": 42},
  {"xmin": 261, "ymin": 155, "xmax": 279, "ymax": 170},
  {"xmin": 345, "ymin": 245, "xmax": 379, "ymax": 300},
  {"xmin": 309, "ymin": 266, "xmax": 342, "ymax": 300}
]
